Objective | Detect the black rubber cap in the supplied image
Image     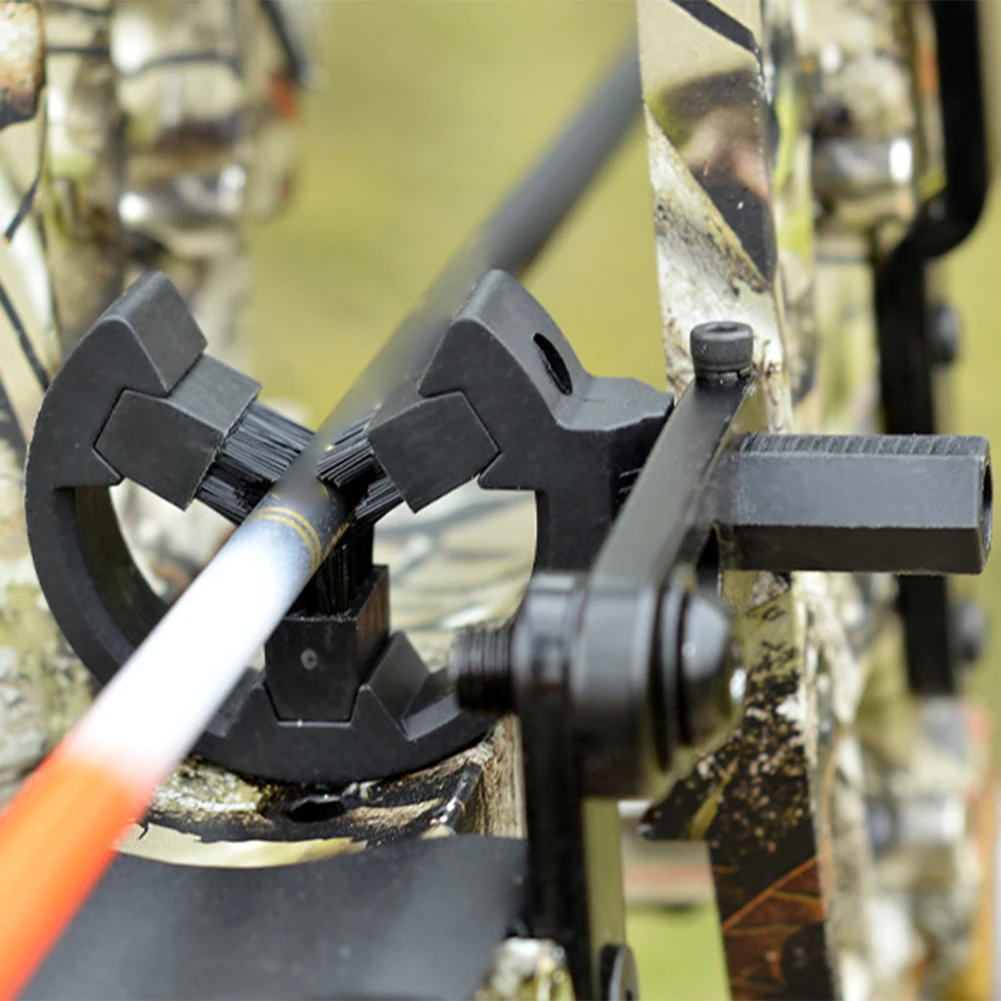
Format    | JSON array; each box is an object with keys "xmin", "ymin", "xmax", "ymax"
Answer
[
  {"xmin": 690, "ymin": 321, "xmax": 754, "ymax": 378},
  {"xmin": 677, "ymin": 588, "xmax": 736, "ymax": 748}
]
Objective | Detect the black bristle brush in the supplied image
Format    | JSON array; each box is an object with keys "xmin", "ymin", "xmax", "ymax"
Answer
[
  {"xmin": 316, "ymin": 412, "xmax": 404, "ymax": 526},
  {"xmin": 196, "ymin": 400, "xmax": 314, "ymax": 523},
  {"xmin": 195, "ymin": 402, "xmax": 403, "ymax": 527},
  {"xmin": 315, "ymin": 413, "xmax": 379, "ymax": 488}
]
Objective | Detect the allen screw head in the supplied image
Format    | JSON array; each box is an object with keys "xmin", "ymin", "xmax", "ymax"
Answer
[{"xmin": 690, "ymin": 321, "xmax": 754, "ymax": 379}]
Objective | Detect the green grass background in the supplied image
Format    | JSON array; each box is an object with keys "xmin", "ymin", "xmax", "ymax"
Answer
[{"xmin": 248, "ymin": 4, "xmax": 1001, "ymax": 997}]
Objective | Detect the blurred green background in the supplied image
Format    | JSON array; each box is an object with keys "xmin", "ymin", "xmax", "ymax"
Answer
[{"xmin": 248, "ymin": 3, "xmax": 1001, "ymax": 997}]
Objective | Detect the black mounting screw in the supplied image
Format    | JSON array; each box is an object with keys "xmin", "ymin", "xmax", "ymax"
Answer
[
  {"xmin": 659, "ymin": 581, "xmax": 737, "ymax": 754},
  {"xmin": 928, "ymin": 302, "xmax": 961, "ymax": 366},
  {"xmin": 677, "ymin": 589, "xmax": 737, "ymax": 747},
  {"xmin": 450, "ymin": 621, "xmax": 515, "ymax": 713},
  {"xmin": 690, "ymin": 321, "xmax": 754, "ymax": 379},
  {"xmin": 599, "ymin": 944, "xmax": 639, "ymax": 1001},
  {"xmin": 952, "ymin": 598, "xmax": 986, "ymax": 666}
]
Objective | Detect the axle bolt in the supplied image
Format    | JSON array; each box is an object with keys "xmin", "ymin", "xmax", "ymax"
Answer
[{"xmin": 690, "ymin": 321, "xmax": 754, "ymax": 379}]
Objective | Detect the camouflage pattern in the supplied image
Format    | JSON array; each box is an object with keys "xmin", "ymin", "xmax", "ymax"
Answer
[
  {"xmin": 120, "ymin": 718, "xmax": 523, "ymax": 869},
  {"xmin": 44, "ymin": 0, "xmax": 306, "ymax": 350},
  {"xmin": 638, "ymin": 1, "xmax": 992, "ymax": 998},
  {"xmin": 0, "ymin": 0, "xmax": 314, "ymax": 800},
  {"xmin": 474, "ymin": 939, "xmax": 573, "ymax": 1001},
  {"xmin": 0, "ymin": 0, "xmax": 89, "ymax": 806},
  {"xmin": 639, "ymin": 2, "xmax": 846, "ymax": 994}
]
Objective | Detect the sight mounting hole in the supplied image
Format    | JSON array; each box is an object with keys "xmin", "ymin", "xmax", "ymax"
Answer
[{"xmin": 534, "ymin": 333, "xmax": 573, "ymax": 395}]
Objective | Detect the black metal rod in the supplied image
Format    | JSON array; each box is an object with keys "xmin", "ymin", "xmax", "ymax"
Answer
[{"xmin": 251, "ymin": 40, "xmax": 642, "ymax": 560}]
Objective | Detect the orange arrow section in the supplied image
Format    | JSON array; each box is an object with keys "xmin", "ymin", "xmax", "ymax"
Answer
[{"xmin": 0, "ymin": 747, "xmax": 149, "ymax": 999}]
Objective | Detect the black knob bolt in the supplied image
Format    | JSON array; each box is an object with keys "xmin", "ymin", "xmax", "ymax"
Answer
[
  {"xmin": 661, "ymin": 584, "xmax": 738, "ymax": 751},
  {"xmin": 450, "ymin": 621, "xmax": 515, "ymax": 712},
  {"xmin": 952, "ymin": 599, "xmax": 986, "ymax": 666},
  {"xmin": 600, "ymin": 944, "xmax": 639, "ymax": 1001},
  {"xmin": 928, "ymin": 302, "xmax": 961, "ymax": 366},
  {"xmin": 678, "ymin": 589, "xmax": 737, "ymax": 747},
  {"xmin": 690, "ymin": 321, "xmax": 754, "ymax": 379}
]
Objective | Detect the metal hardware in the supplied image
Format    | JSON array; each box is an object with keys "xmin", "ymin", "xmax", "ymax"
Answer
[
  {"xmin": 29, "ymin": 264, "xmax": 989, "ymax": 979},
  {"xmin": 812, "ymin": 137, "xmax": 914, "ymax": 202},
  {"xmin": 454, "ymin": 572, "xmax": 632, "ymax": 1001},
  {"xmin": 25, "ymin": 267, "xmax": 670, "ymax": 784},
  {"xmin": 454, "ymin": 310, "xmax": 991, "ymax": 1000},
  {"xmin": 689, "ymin": 321, "xmax": 754, "ymax": 379},
  {"xmin": 722, "ymin": 433, "xmax": 991, "ymax": 575},
  {"xmin": 451, "ymin": 321, "xmax": 758, "ymax": 1000}
]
